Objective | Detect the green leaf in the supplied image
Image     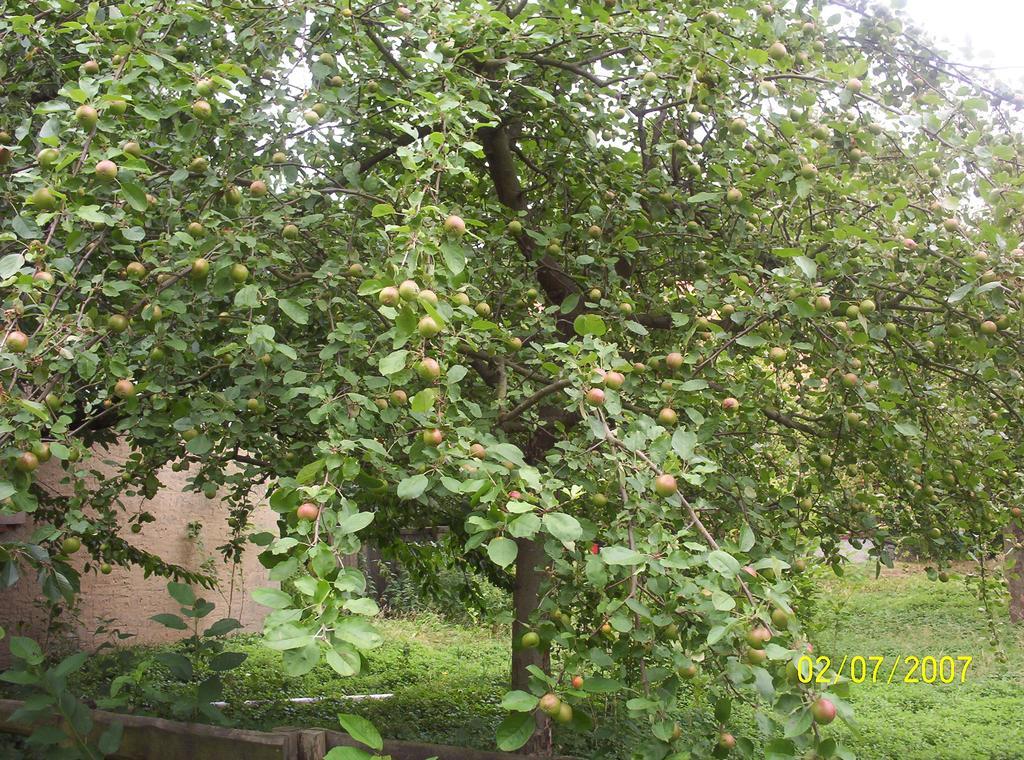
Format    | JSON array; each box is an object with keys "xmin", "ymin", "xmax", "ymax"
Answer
[
  {"xmin": 581, "ymin": 675, "xmax": 623, "ymax": 693},
  {"xmin": 601, "ymin": 546, "xmax": 646, "ymax": 565},
  {"xmin": 150, "ymin": 613, "xmax": 187, "ymax": 630},
  {"xmin": 235, "ymin": 285, "xmax": 260, "ymax": 308},
  {"xmin": 334, "ymin": 618, "xmax": 383, "ymax": 649},
  {"xmin": 671, "ymin": 429, "xmax": 698, "ymax": 461},
  {"xmin": 0, "ymin": 254, "xmax": 25, "ymax": 279},
  {"xmin": 208, "ymin": 651, "xmax": 247, "ymax": 671},
  {"xmin": 736, "ymin": 333, "xmax": 766, "ymax": 348},
  {"xmin": 707, "ymin": 550, "xmax": 741, "ymax": 576},
  {"xmin": 118, "ymin": 178, "xmax": 149, "ymax": 211},
  {"xmin": 793, "ymin": 256, "xmax": 817, "ymax": 279},
  {"xmin": 711, "ymin": 589, "xmax": 736, "ymax": 611},
  {"xmin": 325, "ymin": 647, "xmax": 359, "ymax": 676},
  {"xmin": 283, "ymin": 642, "xmax": 321, "ymax": 676},
  {"xmin": 496, "ymin": 712, "xmax": 535, "ymax": 751},
  {"xmin": 338, "ymin": 512, "xmax": 374, "ymax": 535},
  {"xmin": 251, "ymin": 587, "xmax": 293, "ymax": 609},
  {"xmin": 186, "ymin": 435, "xmax": 212, "ymax": 456},
  {"xmin": 154, "ymin": 652, "xmax": 193, "ymax": 681},
  {"xmin": 371, "ymin": 203, "xmax": 395, "ymax": 217},
  {"xmin": 542, "ymin": 512, "xmax": 582, "ymax": 543},
  {"xmin": 98, "ymin": 722, "xmax": 123, "ymax": 755},
  {"xmin": 397, "ymin": 474, "xmax": 429, "ymax": 500},
  {"xmin": 279, "ymin": 299, "xmax": 309, "ymax": 325},
  {"xmin": 573, "ymin": 314, "xmax": 607, "ymax": 336},
  {"xmin": 324, "ymin": 749, "xmax": 373, "ymax": 760},
  {"xmin": 440, "ymin": 241, "xmax": 466, "ymax": 275},
  {"xmin": 490, "ymin": 443, "xmax": 526, "ymax": 467},
  {"xmin": 9, "ymin": 637, "xmax": 43, "ymax": 665},
  {"xmin": 487, "ymin": 536, "xmax": 518, "ymax": 568},
  {"xmin": 501, "ymin": 690, "xmax": 540, "ymax": 712},
  {"xmin": 410, "ymin": 388, "xmax": 436, "ymax": 413},
  {"xmin": 166, "ymin": 582, "xmax": 195, "ymax": 606},
  {"xmin": 378, "ymin": 350, "xmax": 408, "ymax": 376},
  {"xmin": 894, "ymin": 421, "xmax": 922, "ymax": 437},
  {"xmin": 337, "ymin": 713, "xmax": 383, "ymax": 751}
]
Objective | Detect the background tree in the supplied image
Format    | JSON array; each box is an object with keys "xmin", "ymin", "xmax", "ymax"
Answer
[{"xmin": 3, "ymin": 0, "xmax": 1024, "ymax": 757}]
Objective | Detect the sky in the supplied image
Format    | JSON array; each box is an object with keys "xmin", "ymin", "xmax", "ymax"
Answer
[{"xmin": 901, "ymin": 0, "xmax": 1024, "ymax": 74}]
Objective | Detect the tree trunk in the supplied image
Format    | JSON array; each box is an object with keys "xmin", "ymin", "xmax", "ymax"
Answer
[
  {"xmin": 1006, "ymin": 518, "xmax": 1024, "ymax": 623},
  {"xmin": 511, "ymin": 538, "xmax": 551, "ymax": 755}
]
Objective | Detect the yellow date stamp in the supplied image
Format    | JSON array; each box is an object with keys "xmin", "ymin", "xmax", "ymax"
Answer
[{"xmin": 796, "ymin": 655, "xmax": 972, "ymax": 685}]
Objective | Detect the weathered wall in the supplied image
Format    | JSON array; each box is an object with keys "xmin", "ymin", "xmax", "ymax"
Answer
[{"xmin": 0, "ymin": 442, "xmax": 278, "ymax": 663}]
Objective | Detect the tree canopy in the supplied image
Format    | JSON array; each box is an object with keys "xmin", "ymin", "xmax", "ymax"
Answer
[{"xmin": 3, "ymin": 0, "xmax": 1024, "ymax": 757}]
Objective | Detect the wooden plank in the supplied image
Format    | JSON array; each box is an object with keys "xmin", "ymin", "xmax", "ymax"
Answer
[
  {"xmin": 0, "ymin": 699, "xmax": 297, "ymax": 760},
  {"xmin": 318, "ymin": 728, "xmax": 578, "ymax": 760}
]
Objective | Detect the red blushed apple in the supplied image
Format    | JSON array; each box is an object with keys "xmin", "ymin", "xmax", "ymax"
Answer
[
  {"xmin": 665, "ymin": 351, "xmax": 684, "ymax": 369},
  {"xmin": 297, "ymin": 502, "xmax": 319, "ymax": 521},
  {"xmin": 811, "ymin": 697, "xmax": 836, "ymax": 725},
  {"xmin": 571, "ymin": 675, "xmax": 584, "ymax": 689},
  {"xmin": 508, "ymin": 490, "xmax": 522, "ymax": 500},
  {"xmin": 603, "ymin": 370, "xmax": 625, "ymax": 389},
  {"xmin": 721, "ymin": 397, "xmax": 739, "ymax": 412},
  {"xmin": 422, "ymin": 428, "xmax": 443, "ymax": 446},
  {"xmin": 654, "ymin": 473, "xmax": 678, "ymax": 497},
  {"xmin": 718, "ymin": 732, "xmax": 736, "ymax": 751},
  {"xmin": 590, "ymin": 543, "xmax": 600, "ymax": 555},
  {"xmin": 585, "ymin": 387, "xmax": 606, "ymax": 406},
  {"xmin": 443, "ymin": 214, "xmax": 466, "ymax": 235}
]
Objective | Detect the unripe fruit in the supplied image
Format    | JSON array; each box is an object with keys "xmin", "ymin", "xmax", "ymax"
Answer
[
  {"xmin": 379, "ymin": 286, "xmax": 400, "ymax": 306},
  {"xmin": 302, "ymin": 109, "xmax": 321, "ymax": 125},
  {"xmin": 107, "ymin": 314, "xmax": 129, "ymax": 333},
  {"xmin": 224, "ymin": 185, "xmax": 242, "ymax": 205},
  {"xmin": 767, "ymin": 41, "xmax": 788, "ymax": 59},
  {"xmin": 814, "ymin": 295, "xmax": 832, "ymax": 312},
  {"xmin": 15, "ymin": 451, "xmax": 39, "ymax": 473},
  {"xmin": 417, "ymin": 316, "xmax": 441, "ymax": 338},
  {"xmin": 422, "ymin": 428, "xmax": 443, "ymax": 446},
  {"xmin": 658, "ymin": 407, "xmax": 678, "ymax": 426},
  {"xmin": 390, "ymin": 390, "xmax": 408, "ymax": 406},
  {"xmin": 980, "ymin": 320, "xmax": 998, "ymax": 335},
  {"xmin": 678, "ymin": 663, "xmax": 698, "ymax": 679},
  {"xmin": 769, "ymin": 347, "xmax": 787, "ymax": 364},
  {"xmin": 191, "ymin": 258, "xmax": 210, "ymax": 279},
  {"xmin": 507, "ymin": 220, "xmax": 523, "ymax": 234},
  {"xmin": 283, "ymin": 223, "xmax": 300, "ymax": 239},
  {"xmin": 722, "ymin": 397, "xmax": 739, "ymax": 412},
  {"xmin": 272, "ymin": 151, "xmax": 287, "ymax": 163},
  {"xmin": 418, "ymin": 289, "xmax": 438, "ymax": 305},
  {"xmin": 37, "ymin": 148, "xmax": 60, "ymax": 167},
  {"xmin": 903, "ymin": 238, "xmax": 918, "ymax": 250},
  {"xmin": 475, "ymin": 302, "xmax": 491, "ymax": 317},
  {"xmin": 452, "ymin": 291, "xmax": 471, "ymax": 306},
  {"xmin": 538, "ymin": 693, "xmax": 561, "ymax": 717},
  {"xmin": 841, "ymin": 372, "xmax": 858, "ymax": 388},
  {"xmin": 726, "ymin": 187, "xmax": 743, "ymax": 205},
  {"xmin": 859, "ymin": 299, "xmax": 876, "ymax": 315},
  {"xmin": 192, "ymin": 99, "xmax": 213, "ymax": 119},
  {"xmin": 587, "ymin": 224, "xmax": 603, "ymax": 239},
  {"xmin": 126, "ymin": 262, "xmax": 146, "ymax": 279},
  {"xmin": 398, "ymin": 280, "xmax": 420, "ymax": 300},
  {"xmin": 521, "ymin": 632, "xmax": 540, "ymax": 648},
  {"xmin": 555, "ymin": 703, "xmax": 573, "ymax": 724},
  {"xmin": 249, "ymin": 179, "xmax": 268, "ymax": 196},
  {"xmin": 196, "ymin": 78, "xmax": 216, "ymax": 96},
  {"xmin": 113, "ymin": 379, "xmax": 135, "ymax": 398},
  {"xmin": 230, "ymin": 263, "xmax": 249, "ymax": 283},
  {"xmin": 122, "ymin": 141, "xmax": 143, "ymax": 157},
  {"xmin": 107, "ymin": 98, "xmax": 128, "ymax": 115},
  {"xmin": 95, "ymin": 159, "xmax": 118, "ymax": 180},
  {"xmin": 297, "ymin": 502, "xmax": 319, "ymax": 521},
  {"xmin": 718, "ymin": 732, "xmax": 736, "ymax": 751},
  {"xmin": 83, "ymin": 59, "xmax": 100, "ymax": 75},
  {"xmin": 771, "ymin": 608, "xmax": 789, "ymax": 627},
  {"xmin": 604, "ymin": 371, "xmax": 625, "ymax": 390},
  {"xmin": 846, "ymin": 78, "xmax": 863, "ymax": 92},
  {"xmin": 100, "ymin": 563, "xmax": 112, "ymax": 575},
  {"xmin": 811, "ymin": 697, "xmax": 836, "ymax": 725},
  {"xmin": 396, "ymin": 4, "xmax": 412, "ymax": 20},
  {"xmin": 417, "ymin": 358, "xmax": 441, "ymax": 381},
  {"xmin": 4, "ymin": 331, "xmax": 28, "ymax": 353},
  {"xmin": 469, "ymin": 443, "xmax": 486, "ymax": 459},
  {"xmin": 585, "ymin": 388, "xmax": 606, "ymax": 406},
  {"xmin": 654, "ymin": 473, "xmax": 678, "ymax": 497},
  {"xmin": 665, "ymin": 351, "xmax": 684, "ymax": 369},
  {"xmin": 76, "ymin": 104, "xmax": 99, "ymax": 128},
  {"xmin": 443, "ymin": 214, "xmax": 466, "ymax": 235},
  {"xmin": 746, "ymin": 626, "xmax": 772, "ymax": 649}
]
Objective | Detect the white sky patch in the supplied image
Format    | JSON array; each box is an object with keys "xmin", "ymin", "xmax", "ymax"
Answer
[{"xmin": 901, "ymin": 0, "xmax": 1024, "ymax": 78}]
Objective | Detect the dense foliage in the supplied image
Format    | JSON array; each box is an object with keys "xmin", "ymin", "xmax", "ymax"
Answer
[{"xmin": 3, "ymin": 0, "xmax": 1024, "ymax": 757}]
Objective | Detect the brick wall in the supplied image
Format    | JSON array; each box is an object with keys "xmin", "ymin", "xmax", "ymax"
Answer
[{"xmin": 0, "ymin": 442, "xmax": 278, "ymax": 664}]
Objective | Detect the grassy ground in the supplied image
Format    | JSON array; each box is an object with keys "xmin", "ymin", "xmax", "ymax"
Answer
[
  {"xmin": 7, "ymin": 563, "xmax": 1024, "ymax": 759},
  {"xmin": 805, "ymin": 564, "xmax": 1024, "ymax": 760}
]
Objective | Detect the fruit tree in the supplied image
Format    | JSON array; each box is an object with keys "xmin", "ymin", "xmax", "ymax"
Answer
[{"xmin": 3, "ymin": 0, "xmax": 1024, "ymax": 757}]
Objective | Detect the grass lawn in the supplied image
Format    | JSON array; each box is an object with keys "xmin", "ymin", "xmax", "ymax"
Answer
[{"xmin": 23, "ymin": 562, "xmax": 1024, "ymax": 758}]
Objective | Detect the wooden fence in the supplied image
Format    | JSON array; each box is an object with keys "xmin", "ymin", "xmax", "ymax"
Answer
[{"xmin": 0, "ymin": 699, "xmax": 574, "ymax": 760}]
